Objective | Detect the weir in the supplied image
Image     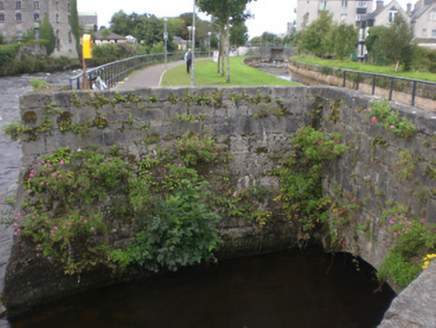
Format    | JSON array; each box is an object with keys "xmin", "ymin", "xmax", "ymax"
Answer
[{"xmin": 3, "ymin": 85, "xmax": 436, "ymax": 325}]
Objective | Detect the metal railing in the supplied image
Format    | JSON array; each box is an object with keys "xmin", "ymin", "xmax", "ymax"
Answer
[
  {"xmin": 342, "ymin": 69, "xmax": 436, "ymax": 107},
  {"xmin": 69, "ymin": 51, "xmax": 210, "ymax": 90}
]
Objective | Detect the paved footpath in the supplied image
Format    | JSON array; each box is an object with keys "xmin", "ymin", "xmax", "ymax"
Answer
[{"xmin": 114, "ymin": 60, "xmax": 185, "ymax": 91}]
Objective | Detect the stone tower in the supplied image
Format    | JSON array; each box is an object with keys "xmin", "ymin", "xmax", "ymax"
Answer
[{"xmin": 0, "ymin": 0, "xmax": 77, "ymax": 58}]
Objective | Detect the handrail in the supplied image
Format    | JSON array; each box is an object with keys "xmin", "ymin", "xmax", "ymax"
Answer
[
  {"xmin": 69, "ymin": 51, "xmax": 210, "ymax": 90},
  {"xmin": 289, "ymin": 59, "xmax": 436, "ymax": 108},
  {"xmin": 341, "ymin": 69, "xmax": 436, "ymax": 107}
]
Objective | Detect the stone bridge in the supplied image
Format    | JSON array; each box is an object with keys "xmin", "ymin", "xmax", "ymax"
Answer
[{"xmin": 4, "ymin": 85, "xmax": 436, "ymax": 326}]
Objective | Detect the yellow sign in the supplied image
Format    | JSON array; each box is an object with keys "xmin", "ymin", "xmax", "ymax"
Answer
[{"xmin": 82, "ymin": 34, "xmax": 93, "ymax": 59}]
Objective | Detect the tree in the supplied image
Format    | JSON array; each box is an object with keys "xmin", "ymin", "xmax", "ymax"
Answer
[
  {"xmin": 298, "ymin": 11, "xmax": 333, "ymax": 57},
  {"xmin": 230, "ymin": 20, "xmax": 248, "ymax": 47},
  {"xmin": 69, "ymin": 0, "xmax": 80, "ymax": 58},
  {"xmin": 365, "ymin": 25, "xmax": 389, "ymax": 65},
  {"xmin": 381, "ymin": 13, "xmax": 414, "ymax": 71},
  {"xmin": 198, "ymin": 0, "xmax": 254, "ymax": 83},
  {"xmin": 39, "ymin": 15, "xmax": 56, "ymax": 55},
  {"xmin": 325, "ymin": 24, "xmax": 357, "ymax": 59}
]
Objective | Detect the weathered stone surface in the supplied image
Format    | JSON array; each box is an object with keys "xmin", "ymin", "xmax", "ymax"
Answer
[
  {"xmin": 378, "ymin": 261, "xmax": 436, "ymax": 328},
  {"xmin": 5, "ymin": 86, "xmax": 436, "ymax": 325}
]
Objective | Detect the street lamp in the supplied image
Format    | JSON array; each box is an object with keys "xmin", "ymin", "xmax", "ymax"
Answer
[
  {"xmin": 163, "ymin": 18, "xmax": 168, "ymax": 69},
  {"xmin": 208, "ymin": 31, "xmax": 211, "ymax": 57},
  {"xmin": 187, "ymin": 26, "xmax": 192, "ymax": 49},
  {"xmin": 191, "ymin": 0, "xmax": 196, "ymax": 87}
]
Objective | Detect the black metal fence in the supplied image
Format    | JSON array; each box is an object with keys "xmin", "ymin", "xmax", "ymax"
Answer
[
  {"xmin": 289, "ymin": 60, "xmax": 436, "ymax": 109},
  {"xmin": 69, "ymin": 51, "xmax": 210, "ymax": 90},
  {"xmin": 342, "ymin": 69, "xmax": 436, "ymax": 107}
]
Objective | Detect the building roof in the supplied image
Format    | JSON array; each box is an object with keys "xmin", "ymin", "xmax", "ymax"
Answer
[
  {"xmin": 78, "ymin": 12, "xmax": 97, "ymax": 16},
  {"xmin": 95, "ymin": 30, "xmax": 126, "ymax": 41}
]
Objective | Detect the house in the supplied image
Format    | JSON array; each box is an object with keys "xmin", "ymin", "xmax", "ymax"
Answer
[
  {"xmin": 410, "ymin": 0, "xmax": 436, "ymax": 48},
  {"xmin": 0, "ymin": 0, "xmax": 77, "ymax": 58},
  {"xmin": 94, "ymin": 29, "xmax": 126, "ymax": 45},
  {"xmin": 125, "ymin": 35, "xmax": 137, "ymax": 44},
  {"xmin": 79, "ymin": 11, "xmax": 97, "ymax": 33},
  {"xmin": 295, "ymin": 0, "xmax": 373, "ymax": 31},
  {"xmin": 357, "ymin": 0, "xmax": 407, "ymax": 59},
  {"xmin": 172, "ymin": 36, "xmax": 188, "ymax": 51}
]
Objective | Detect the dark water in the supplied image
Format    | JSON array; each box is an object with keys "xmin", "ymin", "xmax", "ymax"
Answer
[{"xmin": 9, "ymin": 248, "xmax": 395, "ymax": 328}]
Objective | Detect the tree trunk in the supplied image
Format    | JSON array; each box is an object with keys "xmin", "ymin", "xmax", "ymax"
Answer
[
  {"xmin": 395, "ymin": 59, "xmax": 400, "ymax": 72},
  {"xmin": 217, "ymin": 39, "xmax": 221, "ymax": 74},
  {"xmin": 221, "ymin": 30, "xmax": 225, "ymax": 77}
]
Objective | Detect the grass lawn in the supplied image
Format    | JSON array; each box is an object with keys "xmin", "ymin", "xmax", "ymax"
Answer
[
  {"xmin": 290, "ymin": 56, "xmax": 436, "ymax": 83},
  {"xmin": 161, "ymin": 57, "xmax": 299, "ymax": 87}
]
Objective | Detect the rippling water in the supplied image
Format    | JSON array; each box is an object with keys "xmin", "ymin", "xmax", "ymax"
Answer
[{"xmin": 0, "ymin": 71, "xmax": 78, "ymax": 327}]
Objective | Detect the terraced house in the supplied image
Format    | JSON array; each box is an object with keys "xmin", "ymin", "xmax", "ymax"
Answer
[{"xmin": 0, "ymin": 0, "xmax": 77, "ymax": 57}]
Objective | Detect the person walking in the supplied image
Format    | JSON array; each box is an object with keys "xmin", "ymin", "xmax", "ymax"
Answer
[{"xmin": 184, "ymin": 48, "xmax": 192, "ymax": 74}]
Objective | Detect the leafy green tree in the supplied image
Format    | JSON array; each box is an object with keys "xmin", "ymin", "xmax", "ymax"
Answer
[
  {"xmin": 298, "ymin": 11, "xmax": 333, "ymax": 57},
  {"xmin": 325, "ymin": 24, "xmax": 357, "ymax": 59},
  {"xmin": 230, "ymin": 20, "xmax": 248, "ymax": 46},
  {"xmin": 39, "ymin": 15, "xmax": 56, "ymax": 55},
  {"xmin": 365, "ymin": 25, "xmax": 389, "ymax": 65},
  {"xmin": 110, "ymin": 11, "xmax": 137, "ymax": 36},
  {"xmin": 381, "ymin": 13, "xmax": 414, "ymax": 71},
  {"xmin": 198, "ymin": 0, "xmax": 254, "ymax": 83},
  {"xmin": 69, "ymin": 0, "xmax": 80, "ymax": 58}
]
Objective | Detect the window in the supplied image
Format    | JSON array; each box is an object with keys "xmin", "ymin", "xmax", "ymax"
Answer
[
  {"xmin": 68, "ymin": 31, "xmax": 72, "ymax": 43},
  {"xmin": 319, "ymin": 1, "xmax": 327, "ymax": 10},
  {"xmin": 432, "ymin": 29, "xmax": 436, "ymax": 38},
  {"xmin": 430, "ymin": 9, "xmax": 436, "ymax": 21},
  {"xmin": 341, "ymin": 14, "xmax": 347, "ymax": 22},
  {"xmin": 389, "ymin": 10, "xmax": 397, "ymax": 22},
  {"xmin": 34, "ymin": 27, "xmax": 39, "ymax": 39},
  {"xmin": 34, "ymin": 13, "xmax": 39, "ymax": 21},
  {"xmin": 0, "ymin": 13, "xmax": 4, "ymax": 22},
  {"xmin": 0, "ymin": 2, "xmax": 4, "ymax": 10},
  {"xmin": 55, "ymin": 1, "xmax": 58, "ymax": 10},
  {"xmin": 34, "ymin": 1, "xmax": 39, "ymax": 9},
  {"xmin": 15, "ymin": 1, "xmax": 21, "ymax": 9},
  {"xmin": 356, "ymin": 14, "xmax": 366, "ymax": 21},
  {"xmin": 423, "ymin": 29, "xmax": 427, "ymax": 37},
  {"xmin": 16, "ymin": 13, "xmax": 21, "ymax": 21},
  {"xmin": 68, "ymin": 2, "xmax": 70, "ymax": 12},
  {"xmin": 56, "ymin": 13, "xmax": 59, "ymax": 23},
  {"xmin": 341, "ymin": 1, "xmax": 348, "ymax": 7},
  {"xmin": 357, "ymin": 1, "xmax": 367, "ymax": 8}
]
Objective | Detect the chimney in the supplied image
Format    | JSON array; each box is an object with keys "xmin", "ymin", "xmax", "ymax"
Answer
[
  {"xmin": 376, "ymin": 0, "xmax": 384, "ymax": 10},
  {"xmin": 407, "ymin": 2, "xmax": 412, "ymax": 13}
]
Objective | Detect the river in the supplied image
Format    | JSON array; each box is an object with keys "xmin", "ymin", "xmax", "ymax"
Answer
[
  {"xmin": 9, "ymin": 249, "xmax": 395, "ymax": 328},
  {"xmin": 0, "ymin": 70, "xmax": 79, "ymax": 327},
  {"xmin": 0, "ymin": 71, "xmax": 395, "ymax": 327}
]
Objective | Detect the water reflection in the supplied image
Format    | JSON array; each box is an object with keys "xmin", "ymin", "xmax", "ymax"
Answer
[{"xmin": 9, "ymin": 248, "xmax": 395, "ymax": 328}]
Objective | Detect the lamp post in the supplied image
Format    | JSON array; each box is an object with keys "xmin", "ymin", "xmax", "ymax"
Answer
[
  {"xmin": 207, "ymin": 31, "xmax": 211, "ymax": 57},
  {"xmin": 163, "ymin": 18, "xmax": 168, "ymax": 69},
  {"xmin": 191, "ymin": 0, "xmax": 196, "ymax": 87},
  {"xmin": 187, "ymin": 26, "xmax": 192, "ymax": 49}
]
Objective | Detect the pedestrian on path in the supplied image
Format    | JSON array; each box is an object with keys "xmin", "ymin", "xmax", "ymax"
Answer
[{"xmin": 184, "ymin": 49, "xmax": 192, "ymax": 74}]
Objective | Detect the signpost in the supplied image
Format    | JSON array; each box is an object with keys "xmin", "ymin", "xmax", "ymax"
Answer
[{"xmin": 82, "ymin": 34, "xmax": 92, "ymax": 89}]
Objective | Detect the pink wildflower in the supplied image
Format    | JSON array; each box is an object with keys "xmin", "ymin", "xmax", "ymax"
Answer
[
  {"xmin": 420, "ymin": 219, "xmax": 426, "ymax": 224},
  {"xmin": 370, "ymin": 117, "xmax": 377, "ymax": 124},
  {"xmin": 26, "ymin": 189, "xmax": 31, "ymax": 193},
  {"xmin": 390, "ymin": 125, "xmax": 395, "ymax": 129}
]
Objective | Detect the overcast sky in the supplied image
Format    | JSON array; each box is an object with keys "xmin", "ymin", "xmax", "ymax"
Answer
[
  {"xmin": 77, "ymin": 0, "xmax": 296, "ymax": 39},
  {"xmin": 77, "ymin": 0, "xmax": 414, "ymax": 39}
]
